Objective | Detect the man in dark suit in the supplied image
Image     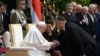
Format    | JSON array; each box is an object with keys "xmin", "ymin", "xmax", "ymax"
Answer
[
  {"xmin": 62, "ymin": 3, "xmax": 79, "ymax": 24},
  {"xmin": 0, "ymin": 2, "xmax": 11, "ymax": 47},
  {"xmin": 75, "ymin": 4, "xmax": 83, "ymax": 26},
  {"xmin": 79, "ymin": 6, "xmax": 95, "ymax": 37},
  {"xmin": 53, "ymin": 16, "xmax": 97, "ymax": 56},
  {"xmin": 95, "ymin": 4, "xmax": 100, "ymax": 56},
  {"xmin": 0, "ymin": 2, "xmax": 8, "ymax": 33},
  {"xmin": 3, "ymin": 4, "xmax": 11, "ymax": 24}
]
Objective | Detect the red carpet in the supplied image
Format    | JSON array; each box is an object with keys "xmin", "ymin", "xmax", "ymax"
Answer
[{"xmin": 0, "ymin": 48, "xmax": 9, "ymax": 53}]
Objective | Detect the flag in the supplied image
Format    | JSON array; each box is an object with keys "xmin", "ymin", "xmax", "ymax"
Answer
[{"xmin": 30, "ymin": 0, "xmax": 42, "ymax": 23}]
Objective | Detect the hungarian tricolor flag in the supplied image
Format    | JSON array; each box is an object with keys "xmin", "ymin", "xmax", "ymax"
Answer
[{"xmin": 30, "ymin": 0, "xmax": 42, "ymax": 23}]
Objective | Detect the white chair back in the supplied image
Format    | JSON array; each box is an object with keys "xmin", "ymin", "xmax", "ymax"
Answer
[
  {"xmin": 9, "ymin": 24, "xmax": 23, "ymax": 47},
  {"xmin": 26, "ymin": 24, "xmax": 35, "ymax": 31}
]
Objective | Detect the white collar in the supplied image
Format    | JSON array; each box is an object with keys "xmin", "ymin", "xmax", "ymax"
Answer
[{"xmin": 67, "ymin": 13, "xmax": 71, "ymax": 15}]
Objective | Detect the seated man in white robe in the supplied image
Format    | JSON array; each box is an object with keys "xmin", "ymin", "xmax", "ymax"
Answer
[{"xmin": 22, "ymin": 21, "xmax": 59, "ymax": 56}]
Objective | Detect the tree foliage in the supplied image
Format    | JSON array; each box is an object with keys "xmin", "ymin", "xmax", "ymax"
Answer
[{"xmin": 54, "ymin": 0, "xmax": 90, "ymax": 13}]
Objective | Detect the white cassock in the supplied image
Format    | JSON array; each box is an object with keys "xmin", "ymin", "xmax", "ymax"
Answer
[{"xmin": 22, "ymin": 26, "xmax": 52, "ymax": 56}]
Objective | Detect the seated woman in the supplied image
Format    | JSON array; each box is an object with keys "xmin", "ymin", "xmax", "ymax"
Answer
[
  {"xmin": 43, "ymin": 20, "xmax": 61, "ymax": 56},
  {"xmin": 43, "ymin": 20, "xmax": 56, "ymax": 56}
]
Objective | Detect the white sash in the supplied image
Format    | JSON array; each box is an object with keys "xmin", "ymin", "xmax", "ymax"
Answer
[{"xmin": 15, "ymin": 11, "xmax": 26, "ymax": 25}]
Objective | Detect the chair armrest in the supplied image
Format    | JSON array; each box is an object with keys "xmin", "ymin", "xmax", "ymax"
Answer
[{"xmin": 9, "ymin": 47, "xmax": 35, "ymax": 50}]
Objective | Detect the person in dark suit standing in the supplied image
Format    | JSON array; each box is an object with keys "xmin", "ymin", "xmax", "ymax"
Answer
[
  {"xmin": 0, "ymin": 2, "xmax": 11, "ymax": 47},
  {"xmin": 78, "ymin": 6, "xmax": 95, "ymax": 37},
  {"xmin": 75, "ymin": 4, "xmax": 83, "ymax": 26},
  {"xmin": 62, "ymin": 3, "xmax": 79, "ymax": 24},
  {"xmin": 3, "ymin": 3, "xmax": 11, "ymax": 24},
  {"xmin": 95, "ymin": 4, "xmax": 100, "ymax": 56},
  {"xmin": 0, "ymin": 2, "xmax": 9, "ymax": 34},
  {"xmin": 53, "ymin": 16, "xmax": 97, "ymax": 56}
]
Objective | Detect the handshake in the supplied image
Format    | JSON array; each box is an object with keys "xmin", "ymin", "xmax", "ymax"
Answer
[{"xmin": 51, "ymin": 40, "xmax": 60, "ymax": 48}]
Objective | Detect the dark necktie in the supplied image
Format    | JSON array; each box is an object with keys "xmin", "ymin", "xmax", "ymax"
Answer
[
  {"xmin": 0, "ymin": 15, "xmax": 2, "ymax": 24},
  {"xmin": 92, "ymin": 13, "xmax": 98, "ymax": 22}
]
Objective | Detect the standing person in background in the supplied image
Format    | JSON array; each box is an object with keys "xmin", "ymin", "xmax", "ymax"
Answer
[
  {"xmin": 3, "ymin": 3, "xmax": 11, "ymax": 24},
  {"xmin": 70, "ymin": 2, "xmax": 77, "ymax": 13},
  {"xmin": 88, "ymin": 4, "xmax": 97, "ymax": 24},
  {"xmin": 95, "ymin": 4, "xmax": 100, "ymax": 56},
  {"xmin": 0, "ymin": 2, "xmax": 11, "ymax": 47},
  {"xmin": 10, "ymin": 0, "xmax": 27, "ymax": 36},
  {"xmin": 75, "ymin": 4, "xmax": 83, "ymax": 26},
  {"xmin": 62, "ymin": 3, "xmax": 79, "ymax": 24},
  {"xmin": 79, "ymin": 6, "xmax": 95, "ymax": 37}
]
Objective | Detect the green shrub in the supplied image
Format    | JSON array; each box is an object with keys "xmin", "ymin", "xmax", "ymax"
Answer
[{"xmin": 54, "ymin": 0, "xmax": 90, "ymax": 13}]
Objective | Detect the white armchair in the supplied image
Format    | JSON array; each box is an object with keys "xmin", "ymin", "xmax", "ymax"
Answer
[{"xmin": 5, "ymin": 24, "xmax": 35, "ymax": 56}]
